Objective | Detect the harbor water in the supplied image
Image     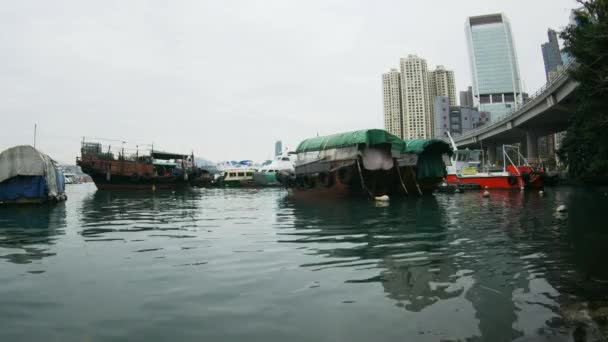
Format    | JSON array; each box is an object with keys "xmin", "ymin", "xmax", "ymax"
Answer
[{"xmin": 1, "ymin": 184, "xmax": 608, "ymax": 341}]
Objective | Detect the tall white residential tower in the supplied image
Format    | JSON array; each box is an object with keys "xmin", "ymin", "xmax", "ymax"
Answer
[
  {"xmin": 382, "ymin": 68, "xmax": 403, "ymax": 138},
  {"xmin": 400, "ymin": 55, "xmax": 433, "ymax": 139}
]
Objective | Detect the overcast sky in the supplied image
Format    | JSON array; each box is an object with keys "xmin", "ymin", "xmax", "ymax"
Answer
[{"xmin": 1, "ymin": 0, "xmax": 576, "ymax": 163}]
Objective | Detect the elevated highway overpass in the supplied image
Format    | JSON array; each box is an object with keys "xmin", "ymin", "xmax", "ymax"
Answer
[{"xmin": 453, "ymin": 63, "xmax": 578, "ymax": 162}]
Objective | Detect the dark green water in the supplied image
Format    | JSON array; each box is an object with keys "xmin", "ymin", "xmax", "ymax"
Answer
[{"xmin": 1, "ymin": 184, "xmax": 608, "ymax": 341}]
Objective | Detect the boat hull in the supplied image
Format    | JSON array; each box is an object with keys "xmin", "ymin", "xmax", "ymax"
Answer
[
  {"xmin": 87, "ymin": 174, "xmax": 191, "ymax": 191},
  {"xmin": 280, "ymin": 165, "xmax": 441, "ymax": 199},
  {"xmin": 252, "ymin": 172, "xmax": 280, "ymax": 187},
  {"xmin": 445, "ymin": 173, "xmax": 544, "ymax": 190},
  {"xmin": 223, "ymin": 179, "xmax": 256, "ymax": 188}
]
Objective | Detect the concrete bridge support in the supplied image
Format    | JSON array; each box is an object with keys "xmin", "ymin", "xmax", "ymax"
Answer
[
  {"xmin": 525, "ymin": 130, "xmax": 539, "ymax": 160},
  {"xmin": 486, "ymin": 143, "xmax": 497, "ymax": 166}
]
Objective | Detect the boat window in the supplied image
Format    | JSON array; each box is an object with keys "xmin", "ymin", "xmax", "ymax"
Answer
[
  {"xmin": 246, "ymin": 172, "xmax": 253, "ymax": 176},
  {"xmin": 238, "ymin": 172, "xmax": 244, "ymax": 177},
  {"xmin": 268, "ymin": 170, "xmax": 274, "ymax": 173},
  {"xmin": 229, "ymin": 173, "xmax": 236, "ymax": 177},
  {"xmin": 281, "ymin": 157, "xmax": 290, "ymax": 161}
]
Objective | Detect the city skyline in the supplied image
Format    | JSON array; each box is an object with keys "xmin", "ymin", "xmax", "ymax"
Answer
[{"xmin": 0, "ymin": 1, "xmax": 575, "ymax": 163}]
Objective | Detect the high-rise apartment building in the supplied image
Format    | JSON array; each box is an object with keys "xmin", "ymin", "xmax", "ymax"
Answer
[
  {"xmin": 400, "ymin": 55, "xmax": 433, "ymax": 139},
  {"xmin": 465, "ymin": 13, "xmax": 523, "ymax": 120},
  {"xmin": 428, "ymin": 66, "xmax": 457, "ymax": 106},
  {"xmin": 274, "ymin": 140, "xmax": 282, "ymax": 157},
  {"xmin": 382, "ymin": 68, "xmax": 403, "ymax": 138},
  {"xmin": 541, "ymin": 29, "xmax": 564, "ymax": 81},
  {"xmin": 459, "ymin": 86, "xmax": 474, "ymax": 107}
]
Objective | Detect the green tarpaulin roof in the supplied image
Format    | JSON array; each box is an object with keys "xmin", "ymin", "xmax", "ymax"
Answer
[
  {"xmin": 403, "ymin": 139, "xmax": 453, "ymax": 179},
  {"xmin": 403, "ymin": 139, "xmax": 453, "ymax": 155},
  {"xmin": 296, "ymin": 129, "xmax": 406, "ymax": 153}
]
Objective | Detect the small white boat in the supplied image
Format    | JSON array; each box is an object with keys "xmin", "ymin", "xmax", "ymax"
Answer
[
  {"xmin": 221, "ymin": 168, "xmax": 256, "ymax": 187},
  {"xmin": 252, "ymin": 153, "xmax": 295, "ymax": 186}
]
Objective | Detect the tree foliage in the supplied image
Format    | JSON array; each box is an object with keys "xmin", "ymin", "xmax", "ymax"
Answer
[{"xmin": 559, "ymin": 0, "xmax": 608, "ymax": 181}]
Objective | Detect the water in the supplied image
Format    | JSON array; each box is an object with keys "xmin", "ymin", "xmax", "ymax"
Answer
[{"xmin": 1, "ymin": 184, "xmax": 608, "ymax": 341}]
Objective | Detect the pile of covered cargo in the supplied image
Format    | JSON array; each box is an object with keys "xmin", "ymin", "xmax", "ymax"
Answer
[{"xmin": 0, "ymin": 145, "xmax": 66, "ymax": 204}]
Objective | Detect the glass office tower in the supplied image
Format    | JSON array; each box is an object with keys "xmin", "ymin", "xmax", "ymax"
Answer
[{"xmin": 465, "ymin": 13, "xmax": 523, "ymax": 120}]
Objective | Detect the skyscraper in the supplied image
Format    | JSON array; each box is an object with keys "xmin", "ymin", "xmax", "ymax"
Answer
[
  {"xmin": 274, "ymin": 140, "xmax": 282, "ymax": 157},
  {"xmin": 459, "ymin": 86, "xmax": 474, "ymax": 107},
  {"xmin": 382, "ymin": 68, "xmax": 403, "ymax": 138},
  {"xmin": 465, "ymin": 13, "xmax": 523, "ymax": 120},
  {"xmin": 428, "ymin": 66, "xmax": 457, "ymax": 107},
  {"xmin": 541, "ymin": 29, "xmax": 564, "ymax": 81},
  {"xmin": 400, "ymin": 55, "xmax": 433, "ymax": 139}
]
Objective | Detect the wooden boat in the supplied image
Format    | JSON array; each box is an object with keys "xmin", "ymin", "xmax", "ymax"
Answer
[
  {"xmin": 277, "ymin": 129, "xmax": 452, "ymax": 199},
  {"xmin": 76, "ymin": 139, "xmax": 198, "ymax": 190}
]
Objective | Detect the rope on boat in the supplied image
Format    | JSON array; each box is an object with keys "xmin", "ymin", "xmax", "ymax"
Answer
[
  {"xmin": 395, "ymin": 164, "xmax": 409, "ymax": 195},
  {"xmin": 356, "ymin": 158, "xmax": 375, "ymax": 199},
  {"xmin": 408, "ymin": 167, "xmax": 423, "ymax": 196}
]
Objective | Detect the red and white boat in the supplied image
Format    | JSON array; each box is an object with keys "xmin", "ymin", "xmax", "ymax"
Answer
[{"xmin": 444, "ymin": 134, "xmax": 544, "ymax": 190}]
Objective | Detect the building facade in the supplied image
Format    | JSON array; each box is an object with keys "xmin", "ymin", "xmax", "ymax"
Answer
[
  {"xmin": 459, "ymin": 86, "xmax": 474, "ymax": 107},
  {"xmin": 400, "ymin": 55, "xmax": 433, "ymax": 139},
  {"xmin": 465, "ymin": 13, "xmax": 523, "ymax": 120},
  {"xmin": 433, "ymin": 95, "xmax": 489, "ymax": 139},
  {"xmin": 433, "ymin": 96, "xmax": 450, "ymax": 138},
  {"xmin": 429, "ymin": 66, "xmax": 457, "ymax": 106},
  {"xmin": 541, "ymin": 29, "xmax": 564, "ymax": 81},
  {"xmin": 382, "ymin": 68, "xmax": 403, "ymax": 138}
]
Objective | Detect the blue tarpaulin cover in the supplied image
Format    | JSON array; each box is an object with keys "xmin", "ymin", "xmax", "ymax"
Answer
[
  {"xmin": 0, "ymin": 145, "xmax": 65, "ymax": 202},
  {"xmin": 0, "ymin": 176, "xmax": 47, "ymax": 201}
]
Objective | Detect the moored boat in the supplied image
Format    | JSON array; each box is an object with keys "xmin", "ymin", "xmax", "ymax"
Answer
[
  {"xmin": 0, "ymin": 145, "xmax": 67, "ymax": 204},
  {"xmin": 252, "ymin": 153, "xmax": 296, "ymax": 187},
  {"xmin": 444, "ymin": 134, "xmax": 545, "ymax": 189},
  {"xmin": 277, "ymin": 129, "xmax": 452, "ymax": 199},
  {"xmin": 221, "ymin": 168, "xmax": 256, "ymax": 187},
  {"xmin": 76, "ymin": 139, "xmax": 198, "ymax": 190}
]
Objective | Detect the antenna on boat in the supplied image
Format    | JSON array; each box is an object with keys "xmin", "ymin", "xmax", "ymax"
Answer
[{"xmin": 33, "ymin": 123, "xmax": 37, "ymax": 148}]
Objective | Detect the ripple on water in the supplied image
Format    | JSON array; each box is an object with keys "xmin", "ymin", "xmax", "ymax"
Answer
[{"xmin": 1, "ymin": 185, "xmax": 608, "ymax": 341}]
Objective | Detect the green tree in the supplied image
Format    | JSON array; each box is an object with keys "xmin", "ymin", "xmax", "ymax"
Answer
[{"xmin": 559, "ymin": 0, "xmax": 608, "ymax": 182}]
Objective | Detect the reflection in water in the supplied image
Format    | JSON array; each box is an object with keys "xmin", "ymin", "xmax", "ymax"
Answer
[
  {"xmin": 79, "ymin": 190, "xmax": 202, "ymax": 241},
  {"xmin": 0, "ymin": 204, "xmax": 66, "ymax": 264},
  {"xmin": 1, "ymin": 185, "xmax": 608, "ymax": 341},
  {"xmin": 278, "ymin": 189, "xmax": 608, "ymax": 341}
]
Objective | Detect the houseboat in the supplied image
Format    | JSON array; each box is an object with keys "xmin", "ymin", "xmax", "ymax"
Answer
[{"xmin": 276, "ymin": 129, "xmax": 451, "ymax": 198}]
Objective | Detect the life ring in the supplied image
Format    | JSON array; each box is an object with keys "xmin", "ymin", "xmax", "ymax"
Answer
[
  {"xmin": 507, "ymin": 175, "xmax": 518, "ymax": 186},
  {"xmin": 337, "ymin": 167, "xmax": 353, "ymax": 185},
  {"xmin": 130, "ymin": 173, "xmax": 140, "ymax": 182},
  {"xmin": 318, "ymin": 172, "xmax": 333, "ymax": 188}
]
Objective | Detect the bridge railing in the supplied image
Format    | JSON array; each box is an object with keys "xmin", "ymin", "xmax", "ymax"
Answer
[{"xmin": 455, "ymin": 60, "xmax": 575, "ymax": 143}]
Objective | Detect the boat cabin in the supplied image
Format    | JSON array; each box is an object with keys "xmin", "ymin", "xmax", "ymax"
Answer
[{"xmin": 223, "ymin": 169, "xmax": 255, "ymax": 181}]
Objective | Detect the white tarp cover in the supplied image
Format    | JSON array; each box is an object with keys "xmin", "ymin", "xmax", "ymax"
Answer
[
  {"xmin": 0, "ymin": 145, "xmax": 62, "ymax": 198},
  {"xmin": 361, "ymin": 147, "xmax": 394, "ymax": 170},
  {"xmin": 296, "ymin": 146, "xmax": 359, "ymax": 166}
]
